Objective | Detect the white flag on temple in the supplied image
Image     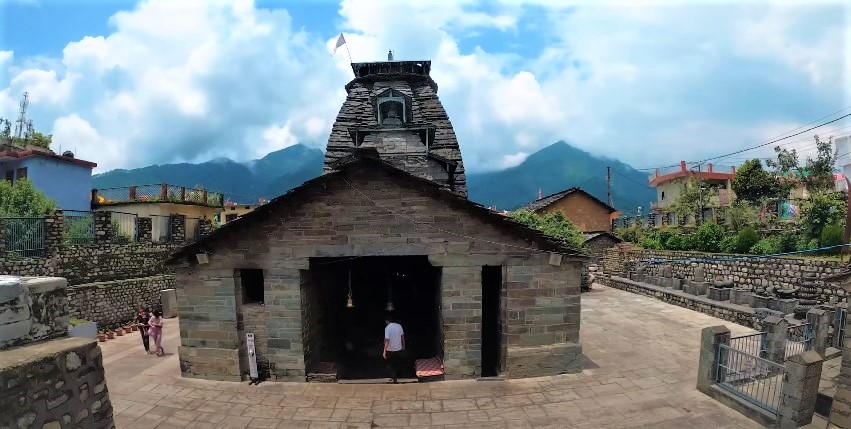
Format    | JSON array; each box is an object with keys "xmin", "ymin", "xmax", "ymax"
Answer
[{"xmin": 333, "ymin": 33, "xmax": 346, "ymax": 54}]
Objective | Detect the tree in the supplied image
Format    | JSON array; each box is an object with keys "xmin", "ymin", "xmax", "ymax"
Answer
[
  {"xmin": 0, "ymin": 117, "xmax": 53, "ymax": 149},
  {"xmin": 723, "ymin": 201, "xmax": 757, "ymax": 232},
  {"xmin": 767, "ymin": 134, "xmax": 836, "ymax": 193},
  {"xmin": 672, "ymin": 177, "xmax": 712, "ymax": 223},
  {"xmin": 0, "ymin": 178, "xmax": 57, "ymax": 217},
  {"xmin": 800, "ymin": 191, "xmax": 845, "ymax": 240},
  {"xmin": 731, "ymin": 159, "xmax": 786, "ymax": 204},
  {"xmin": 510, "ymin": 209, "xmax": 586, "ymax": 250}
]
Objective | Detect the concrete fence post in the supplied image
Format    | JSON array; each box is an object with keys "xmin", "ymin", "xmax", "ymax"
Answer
[
  {"xmin": 763, "ymin": 315, "xmax": 789, "ymax": 365},
  {"xmin": 137, "ymin": 217, "xmax": 153, "ymax": 242},
  {"xmin": 805, "ymin": 308, "xmax": 829, "ymax": 355},
  {"xmin": 778, "ymin": 351, "xmax": 823, "ymax": 428},
  {"xmin": 696, "ymin": 325, "xmax": 731, "ymax": 394},
  {"xmin": 93, "ymin": 211, "xmax": 113, "ymax": 244},
  {"xmin": 170, "ymin": 214, "xmax": 186, "ymax": 242},
  {"xmin": 0, "ymin": 217, "xmax": 5, "ymax": 253},
  {"xmin": 830, "ymin": 301, "xmax": 851, "ymax": 428},
  {"xmin": 45, "ymin": 210, "xmax": 64, "ymax": 256}
]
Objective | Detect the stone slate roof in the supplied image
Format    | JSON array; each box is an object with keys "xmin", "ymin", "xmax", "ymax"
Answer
[
  {"xmin": 583, "ymin": 232, "xmax": 622, "ymax": 243},
  {"xmin": 167, "ymin": 155, "xmax": 585, "ymax": 264},
  {"xmin": 524, "ymin": 188, "xmax": 616, "ymax": 213}
]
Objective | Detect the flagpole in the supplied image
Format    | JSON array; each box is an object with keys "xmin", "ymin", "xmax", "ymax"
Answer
[{"xmin": 345, "ymin": 39, "xmax": 353, "ymax": 64}]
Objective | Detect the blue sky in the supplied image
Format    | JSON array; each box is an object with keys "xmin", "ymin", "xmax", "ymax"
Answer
[{"xmin": 0, "ymin": 0, "xmax": 848, "ymax": 173}]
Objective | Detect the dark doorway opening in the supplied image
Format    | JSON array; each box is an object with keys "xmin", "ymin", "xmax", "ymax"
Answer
[
  {"xmin": 305, "ymin": 256, "xmax": 442, "ymax": 381},
  {"xmin": 481, "ymin": 265, "xmax": 503, "ymax": 377}
]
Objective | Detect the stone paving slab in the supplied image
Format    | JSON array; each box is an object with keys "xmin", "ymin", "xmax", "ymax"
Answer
[{"xmin": 101, "ymin": 284, "xmax": 829, "ymax": 428}]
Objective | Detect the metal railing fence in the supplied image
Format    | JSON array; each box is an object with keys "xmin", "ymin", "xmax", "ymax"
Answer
[
  {"xmin": 716, "ymin": 343, "xmax": 785, "ymax": 415},
  {"xmin": 836, "ymin": 307, "xmax": 847, "ymax": 348},
  {"xmin": 786, "ymin": 323, "xmax": 813, "ymax": 358},
  {"xmin": 150, "ymin": 215, "xmax": 172, "ymax": 243},
  {"xmin": 104, "ymin": 211, "xmax": 138, "ymax": 243},
  {"xmin": 185, "ymin": 217, "xmax": 201, "ymax": 241},
  {"xmin": 3, "ymin": 217, "xmax": 46, "ymax": 258},
  {"xmin": 729, "ymin": 332, "xmax": 767, "ymax": 358},
  {"xmin": 62, "ymin": 210, "xmax": 94, "ymax": 245}
]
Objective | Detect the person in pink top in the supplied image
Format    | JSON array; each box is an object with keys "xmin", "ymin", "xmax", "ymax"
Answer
[{"xmin": 148, "ymin": 310, "xmax": 165, "ymax": 356}]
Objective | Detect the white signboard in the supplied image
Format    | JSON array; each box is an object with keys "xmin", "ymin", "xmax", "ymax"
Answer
[{"xmin": 246, "ymin": 332, "xmax": 258, "ymax": 380}]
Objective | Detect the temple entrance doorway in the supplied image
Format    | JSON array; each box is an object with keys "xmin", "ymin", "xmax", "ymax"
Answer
[{"xmin": 302, "ymin": 256, "xmax": 442, "ymax": 382}]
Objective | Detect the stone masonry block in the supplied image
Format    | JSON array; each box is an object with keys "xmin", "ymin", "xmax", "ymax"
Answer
[{"xmin": 707, "ymin": 287, "xmax": 731, "ymax": 301}]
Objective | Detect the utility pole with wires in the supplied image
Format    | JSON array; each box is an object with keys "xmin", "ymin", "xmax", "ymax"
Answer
[{"xmin": 606, "ymin": 166, "xmax": 613, "ymax": 207}]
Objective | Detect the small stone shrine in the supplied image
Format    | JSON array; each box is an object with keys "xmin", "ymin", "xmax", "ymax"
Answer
[{"xmin": 0, "ymin": 276, "xmax": 114, "ymax": 428}]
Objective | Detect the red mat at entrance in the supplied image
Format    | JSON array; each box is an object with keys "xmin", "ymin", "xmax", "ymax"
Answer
[{"xmin": 415, "ymin": 357, "xmax": 444, "ymax": 377}]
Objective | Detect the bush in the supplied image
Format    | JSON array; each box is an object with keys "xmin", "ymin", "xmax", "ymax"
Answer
[
  {"xmin": 720, "ymin": 235, "xmax": 738, "ymax": 253},
  {"xmin": 736, "ymin": 227, "xmax": 759, "ymax": 253},
  {"xmin": 616, "ymin": 225, "xmax": 646, "ymax": 244},
  {"xmin": 691, "ymin": 222, "xmax": 725, "ymax": 253},
  {"xmin": 750, "ymin": 238, "xmax": 780, "ymax": 255},
  {"xmin": 64, "ymin": 217, "xmax": 94, "ymax": 244},
  {"xmin": 820, "ymin": 223, "xmax": 844, "ymax": 254},
  {"xmin": 640, "ymin": 237, "xmax": 662, "ymax": 250},
  {"xmin": 664, "ymin": 234, "xmax": 688, "ymax": 251},
  {"xmin": 510, "ymin": 210, "xmax": 586, "ymax": 250}
]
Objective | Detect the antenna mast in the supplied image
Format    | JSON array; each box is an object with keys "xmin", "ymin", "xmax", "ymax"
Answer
[{"xmin": 14, "ymin": 92, "xmax": 30, "ymax": 139}]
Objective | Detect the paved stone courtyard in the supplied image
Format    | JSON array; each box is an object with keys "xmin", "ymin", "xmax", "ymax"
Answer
[{"xmin": 101, "ymin": 285, "xmax": 827, "ymax": 428}]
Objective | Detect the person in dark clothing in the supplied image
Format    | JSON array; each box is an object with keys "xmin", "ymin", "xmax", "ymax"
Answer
[
  {"xmin": 136, "ymin": 306, "xmax": 150, "ymax": 354},
  {"xmin": 383, "ymin": 313, "xmax": 405, "ymax": 383}
]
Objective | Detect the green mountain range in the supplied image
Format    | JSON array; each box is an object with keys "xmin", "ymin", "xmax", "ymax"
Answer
[{"xmin": 92, "ymin": 141, "xmax": 655, "ymax": 211}]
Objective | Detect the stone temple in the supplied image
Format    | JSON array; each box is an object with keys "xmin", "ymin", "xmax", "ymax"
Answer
[{"xmin": 167, "ymin": 55, "xmax": 585, "ymax": 383}]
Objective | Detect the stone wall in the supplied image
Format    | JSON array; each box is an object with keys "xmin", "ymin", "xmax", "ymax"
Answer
[
  {"xmin": 174, "ymin": 165, "xmax": 584, "ymax": 382},
  {"xmin": 603, "ymin": 247, "xmax": 848, "ymax": 305},
  {"xmin": 0, "ymin": 277, "xmax": 69, "ymax": 350},
  {"xmin": 597, "ymin": 275, "xmax": 758, "ymax": 328},
  {"xmin": 67, "ymin": 275, "xmax": 173, "ymax": 331},
  {"xmin": 0, "ymin": 337, "xmax": 113, "ymax": 429}
]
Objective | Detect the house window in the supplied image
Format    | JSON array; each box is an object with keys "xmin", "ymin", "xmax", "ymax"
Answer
[
  {"xmin": 239, "ymin": 269, "xmax": 264, "ymax": 304},
  {"xmin": 225, "ymin": 214, "xmax": 238, "ymax": 222},
  {"xmin": 661, "ymin": 191, "xmax": 665, "ymax": 200},
  {"xmin": 15, "ymin": 167, "xmax": 27, "ymax": 181},
  {"xmin": 4, "ymin": 170, "xmax": 12, "ymax": 182}
]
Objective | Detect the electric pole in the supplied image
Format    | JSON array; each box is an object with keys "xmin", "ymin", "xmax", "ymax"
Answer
[{"xmin": 606, "ymin": 166, "xmax": 613, "ymax": 207}]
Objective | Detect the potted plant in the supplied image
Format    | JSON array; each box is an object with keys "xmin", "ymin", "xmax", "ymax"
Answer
[
  {"xmin": 97, "ymin": 331, "xmax": 106, "ymax": 342},
  {"xmin": 124, "ymin": 326, "xmax": 132, "ymax": 334},
  {"xmin": 68, "ymin": 318, "xmax": 98, "ymax": 339},
  {"xmin": 106, "ymin": 331, "xmax": 114, "ymax": 340},
  {"xmin": 131, "ymin": 324, "xmax": 138, "ymax": 332},
  {"xmin": 115, "ymin": 328, "xmax": 124, "ymax": 337}
]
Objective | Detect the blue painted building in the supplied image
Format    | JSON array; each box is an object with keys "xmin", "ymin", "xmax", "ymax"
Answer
[{"xmin": 0, "ymin": 148, "xmax": 97, "ymax": 211}]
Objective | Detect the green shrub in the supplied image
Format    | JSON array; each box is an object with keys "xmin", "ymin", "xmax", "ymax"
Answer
[
  {"xmin": 64, "ymin": 217, "xmax": 94, "ymax": 244},
  {"xmin": 691, "ymin": 222, "xmax": 725, "ymax": 253},
  {"xmin": 640, "ymin": 237, "xmax": 662, "ymax": 250},
  {"xmin": 750, "ymin": 238, "xmax": 780, "ymax": 255},
  {"xmin": 510, "ymin": 210, "xmax": 586, "ymax": 250},
  {"xmin": 819, "ymin": 223, "xmax": 844, "ymax": 254},
  {"xmin": 110, "ymin": 220, "xmax": 134, "ymax": 244},
  {"xmin": 720, "ymin": 235, "xmax": 738, "ymax": 253},
  {"xmin": 776, "ymin": 231, "xmax": 799, "ymax": 253},
  {"xmin": 664, "ymin": 234, "xmax": 688, "ymax": 251},
  {"xmin": 736, "ymin": 227, "xmax": 759, "ymax": 253}
]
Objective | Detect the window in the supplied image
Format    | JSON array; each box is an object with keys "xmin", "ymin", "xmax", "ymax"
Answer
[
  {"xmin": 661, "ymin": 191, "xmax": 665, "ymax": 200},
  {"xmin": 225, "ymin": 214, "xmax": 238, "ymax": 222},
  {"xmin": 377, "ymin": 98, "xmax": 405, "ymax": 126},
  {"xmin": 4, "ymin": 170, "xmax": 12, "ymax": 182},
  {"xmin": 239, "ymin": 269, "xmax": 264, "ymax": 304},
  {"xmin": 15, "ymin": 167, "xmax": 27, "ymax": 181}
]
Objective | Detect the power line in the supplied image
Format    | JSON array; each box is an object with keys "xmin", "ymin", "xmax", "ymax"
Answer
[{"xmin": 632, "ymin": 110, "xmax": 851, "ymax": 171}]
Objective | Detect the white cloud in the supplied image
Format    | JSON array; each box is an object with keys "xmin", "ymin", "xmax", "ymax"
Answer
[{"xmin": 0, "ymin": 0, "xmax": 847, "ymax": 176}]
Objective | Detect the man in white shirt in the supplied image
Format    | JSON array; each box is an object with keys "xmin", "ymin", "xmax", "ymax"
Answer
[{"xmin": 383, "ymin": 314, "xmax": 405, "ymax": 383}]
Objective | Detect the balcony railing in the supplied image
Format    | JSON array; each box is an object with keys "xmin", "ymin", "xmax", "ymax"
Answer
[
  {"xmin": 92, "ymin": 184, "xmax": 224, "ymax": 208},
  {"xmin": 648, "ymin": 161, "xmax": 738, "ymax": 184}
]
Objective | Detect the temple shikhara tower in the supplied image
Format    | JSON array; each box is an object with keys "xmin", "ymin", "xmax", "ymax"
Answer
[
  {"xmin": 325, "ymin": 55, "xmax": 467, "ymax": 196},
  {"xmin": 168, "ymin": 53, "xmax": 584, "ymax": 383}
]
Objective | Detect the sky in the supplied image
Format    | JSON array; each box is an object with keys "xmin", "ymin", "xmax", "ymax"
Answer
[{"xmin": 0, "ymin": 0, "xmax": 849, "ymax": 174}]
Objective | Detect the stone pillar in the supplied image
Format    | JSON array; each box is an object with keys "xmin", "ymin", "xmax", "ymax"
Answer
[
  {"xmin": 199, "ymin": 218, "xmax": 214, "ymax": 237},
  {"xmin": 778, "ymin": 351, "xmax": 823, "ymax": 428},
  {"xmin": 763, "ymin": 315, "xmax": 789, "ymax": 364},
  {"xmin": 441, "ymin": 265, "xmax": 482, "ymax": 379},
  {"xmin": 696, "ymin": 325, "xmax": 730, "ymax": 394},
  {"xmin": 45, "ymin": 210, "xmax": 64, "ymax": 256},
  {"xmin": 170, "ymin": 214, "xmax": 186, "ymax": 242},
  {"xmin": 806, "ymin": 308, "xmax": 829, "ymax": 355},
  {"xmin": 93, "ymin": 211, "xmax": 113, "ymax": 244},
  {"xmin": 137, "ymin": 217, "xmax": 152, "ymax": 242},
  {"xmin": 835, "ymin": 303, "xmax": 849, "ymax": 349},
  {"xmin": 830, "ymin": 303, "xmax": 851, "ymax": 427}
]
